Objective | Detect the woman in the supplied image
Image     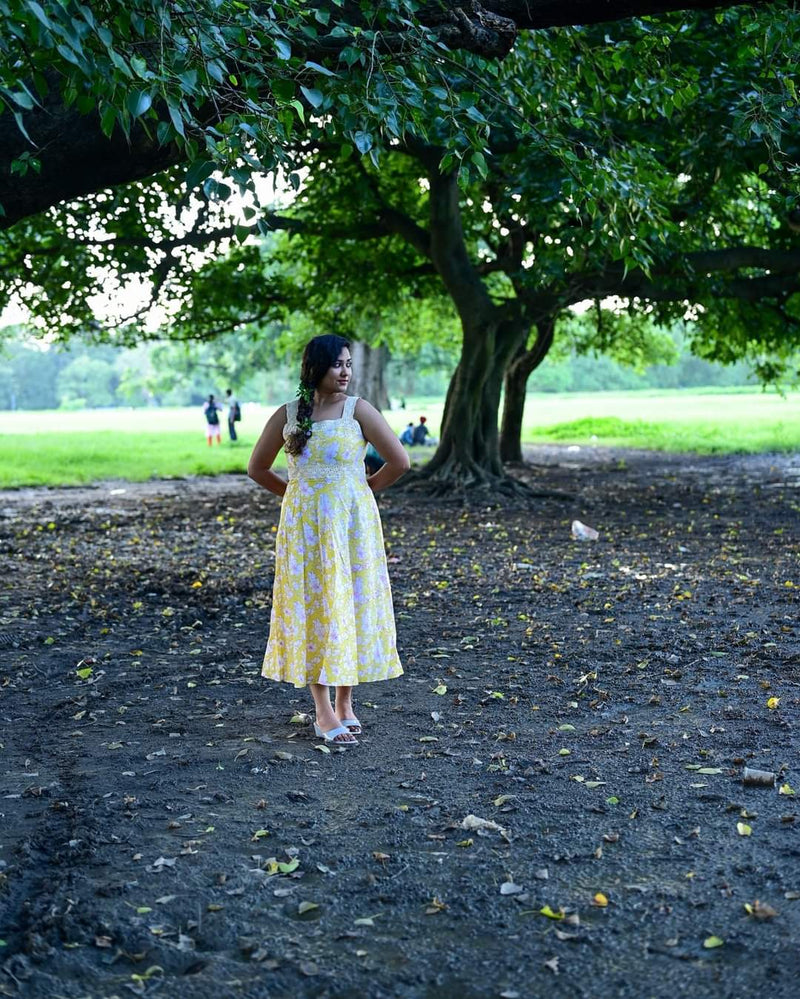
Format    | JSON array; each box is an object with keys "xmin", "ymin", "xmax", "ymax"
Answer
[{"xmin": 248, "ymin": 335, "xmax": 410, "ymax": 746}]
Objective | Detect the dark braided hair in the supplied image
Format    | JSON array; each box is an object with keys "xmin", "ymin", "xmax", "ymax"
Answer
[{"xmin": 284, "ymin": 334, "xmax": 352, "ymax": 456}]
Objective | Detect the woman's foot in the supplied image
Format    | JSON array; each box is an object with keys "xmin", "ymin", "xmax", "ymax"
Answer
[
  {"xmin": 313, "ymin": 712, "xmax": 357, "ymax": 744},
  {"xmin": 334, "ymin": 698, "xmax": 361, "ymax": 734}
]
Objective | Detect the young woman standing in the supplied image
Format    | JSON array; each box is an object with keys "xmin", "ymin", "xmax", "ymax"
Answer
[{"xmin": 248, "ymin": 335, "xmax": 410, "ymax": 745}]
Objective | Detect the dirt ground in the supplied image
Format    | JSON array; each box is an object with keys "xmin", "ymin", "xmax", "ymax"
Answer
[{"xmin": 1, "ymin": 445, "xmax": 799, "ymax": 999}]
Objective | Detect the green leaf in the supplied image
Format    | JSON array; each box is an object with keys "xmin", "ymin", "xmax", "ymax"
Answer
[
  {"xmin": 127, "ymin": 91, "xmax": 152, "ymax": 117},
  {"xmin": 167, "ymin": 103, "xmax": 185, "ymax": 138},
  {"xmin": 275, "ymin": 38, "xmax": 291, "ymax": 60},
  {"xmin": 12, "ymin": 111, "xmax": 33, "ymax": 145},
  {"xmin": 353, "ymin": 130, "xmax": 372, "ymax": 154},
  {"xmin": 206, "ymin": 61, "xmax": 224, "ymax": 84},
  {"xmin": 99, "ymin": 103, "xmax": 117, "ymax": 138},
  {"xmin": 186, "ymin": 158, "xmax": 215, "ymax": 189},
  {"xmin": 304, "ymin": 60, "xmax": 338, "ymax": 77},
  {"xmin": 300, "ymin": 86, "xmax": 324, "ymax": 108},
  {"xmin": 27, "ymin": 2, "xmax": 53, "ymax": 30},
  {"xmin": 8, "ymin": 91, "xmax": 35, "ymax": 110}
]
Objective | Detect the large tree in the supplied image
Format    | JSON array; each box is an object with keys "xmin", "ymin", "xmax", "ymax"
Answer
[
  {"xmin": 3, "ymin": 7, "xmax": 800, "ymax": 492},
  {"xmin": 0, "ymin": 0, "xmax": 778, "ymax": 227},
  {"xmin": 237, "ymin": 9, "xmax": 800, "ymax": 485}
]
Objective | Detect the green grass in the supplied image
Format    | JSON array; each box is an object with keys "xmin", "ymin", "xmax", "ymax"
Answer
[
  {"xmin": 1, "ymin": 431, "xmax": 279, "ymax": 488},
  {"xmin": 523, "ymin": 414, "xmax": 800, "ymax": 453},
  {"xmin": 2, "ymin": 389, "xmax": 798, "ymax": 488}
]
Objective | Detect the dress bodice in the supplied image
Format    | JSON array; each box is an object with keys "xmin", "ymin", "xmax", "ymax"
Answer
[{"xmin": 283, "ymin": 395, "xmax": 367, "ymax": 483}]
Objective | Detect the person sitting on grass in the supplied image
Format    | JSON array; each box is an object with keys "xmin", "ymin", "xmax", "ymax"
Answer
[
  {"xmin": 399, "ymin": 422, "xmax": 415, "ymax": 446},
  {"xmin": 411, "ymin": 416, "xmax": 433, "ymax": 446}
]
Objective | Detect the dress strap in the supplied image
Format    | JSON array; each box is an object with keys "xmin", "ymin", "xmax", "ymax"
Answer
[
  {"xmin": 285, "ymin": 398, "xmax": 299, "ymax": 427},
  {"xmin": 343, "ymin": 395, "xmax": 359, "ymax": 420}
]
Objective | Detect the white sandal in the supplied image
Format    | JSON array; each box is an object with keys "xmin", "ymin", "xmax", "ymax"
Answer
[{"xmin": 313, "ymin": 721, "xmax": 358, "ymax": 746}]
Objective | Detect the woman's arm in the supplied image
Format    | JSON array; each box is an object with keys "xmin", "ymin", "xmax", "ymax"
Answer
[
  {"xmin": 355, "ymin": 399, "xmax": 411, "ymax": 492},
  {"xmin": 247, "ymin": 405, "xmax": 288, "ymax": 497}
]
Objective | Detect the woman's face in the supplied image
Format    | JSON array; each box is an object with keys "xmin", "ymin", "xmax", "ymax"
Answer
[{"xmin": 318, "ymin": 347, "xmax": 352, "ymax": 395}]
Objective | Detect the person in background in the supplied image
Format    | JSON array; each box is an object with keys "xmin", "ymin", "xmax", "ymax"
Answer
[
  {"xmin": 204, "ymin": 394, "xmax": 223, "ymax": 446},
  {"xmin": 226, "ymin": 388, "xmax": 240, "ymax": 442},
  {"xmin": 364, "ymin": 441, "xmax": 385, "ymax": 475},
  {"xmin": 411, "ymin": 416, "xmax": 431, "ymax": 446},
  {"xmin": 399, "ymin": 422, "xmax": 415, "ymax": 446}
]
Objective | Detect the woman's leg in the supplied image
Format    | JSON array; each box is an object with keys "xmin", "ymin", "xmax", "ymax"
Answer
[
  {"xmin": 310, "ymin": 683, "xmax": 356, "ymax": 743},
  {"xmin": 334, "ymin": 685, "xmax": 361, "ymax": 733}
]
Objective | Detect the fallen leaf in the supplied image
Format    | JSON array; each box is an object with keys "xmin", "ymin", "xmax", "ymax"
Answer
[
  {"xmin": 298, "ymin": 901, "xmax": 319, "ymax": 915},
  {"xmin": 500, "ymin": 882, "xmax": 524, "ymax": 895},
  {"xmin": 736, "ymin": 822, "xmax": 752, "ymax": 836},
  {"xmin": 460, "ymin": 814, "xmax": 508, "ymax": 837},
  {"xmin": 493, "ymin": 794, "xmax": 516, "ymax": 806},
  {"xmin": 593, "ymin": 893, "xmax": 609, "ymax": 907},
  {"xmin": 779, "ymin": 783, "xmax": 796, "ymax": 796},
  {"xmin": 539, "ymin": 905, "xmax": 565, "ymax": 920},
  {"xmin": 554, "ymin": 928, "xmax": 579, "ymax": 941},
  {"xmin": 744, "ymin": 899, "xmax": 778, "ymax": 919},
  {"xmin": 543, "ymin": 956, "xmax": 560, "ymax": 974},
  {"xmin": 703, "ymin": 936, "xmax": 724, "ymax": 949},
  {"xmin": 766, "ymin": 697, "xmax": 780, "ymax": 710}
]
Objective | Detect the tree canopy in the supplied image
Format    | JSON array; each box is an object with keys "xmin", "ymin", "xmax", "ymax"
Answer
[
  {"xmin": 3, "ymin": 4, "xmax": 800, "ymax": 490},
  {"xmin": 0, "ymin": 0, "xmax": 779, "ymax": 227}
]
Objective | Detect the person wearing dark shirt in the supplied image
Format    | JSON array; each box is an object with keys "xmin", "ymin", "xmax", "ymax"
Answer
[{"xmin": 411, "ymin": 416, "xmax": 430, "ymax": 446}]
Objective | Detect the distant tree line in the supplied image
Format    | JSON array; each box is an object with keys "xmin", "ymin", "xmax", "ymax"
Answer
[{"xmin": 1, "ymin": 322, "xmax": 755, "ymax": 412}]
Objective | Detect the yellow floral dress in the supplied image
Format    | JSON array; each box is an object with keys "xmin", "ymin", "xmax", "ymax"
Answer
[{"xmin": 262, "ymin": 395, "xmax": 404, "ymax": 688}]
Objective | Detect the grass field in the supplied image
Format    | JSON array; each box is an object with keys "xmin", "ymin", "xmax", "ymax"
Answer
[{"xmin": 3, "ymin": 388, "xmax": 799, "ymax": 488}]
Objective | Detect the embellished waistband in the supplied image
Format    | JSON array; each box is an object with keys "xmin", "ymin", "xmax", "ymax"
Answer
[{"xmin": 287, "ymin": 465, "xmax": 366, "ymax": 483}]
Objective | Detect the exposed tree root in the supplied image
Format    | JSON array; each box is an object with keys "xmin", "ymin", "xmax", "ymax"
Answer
[{"xmin": 393, "ymin": 464, "xmax": 573, "ymax": 504}]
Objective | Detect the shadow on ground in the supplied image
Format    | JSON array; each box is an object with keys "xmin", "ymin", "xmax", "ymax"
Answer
[{"xmin": 0, "ymin": 446, "xmax": 798, "ymax": 998}]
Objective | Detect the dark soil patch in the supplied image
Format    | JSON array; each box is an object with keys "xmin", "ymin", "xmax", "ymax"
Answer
[{"xmin": 1, "ymin": 447, "xmax": 799, "ymax": 998}]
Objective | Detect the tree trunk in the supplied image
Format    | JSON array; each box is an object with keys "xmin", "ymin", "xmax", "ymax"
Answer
[
  {"xmin": 499, "ymin": 317, "xmax": 556, "ymax": 463},
  {"xmin": 349, "ymin": 341, "xmax": 390, "ymax": 410},
  {"xmin": 398, "ymin": 166, "xmax": 531, "ymax": 490},
  {"xmin": 419, "ymin": 313, "xmax": 529, "ymax": 488}
]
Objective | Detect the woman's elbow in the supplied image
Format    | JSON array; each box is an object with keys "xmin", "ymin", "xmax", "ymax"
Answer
[{"xmin": 397, "ymin": 451, "xmax": 411, "ymax": 473}]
